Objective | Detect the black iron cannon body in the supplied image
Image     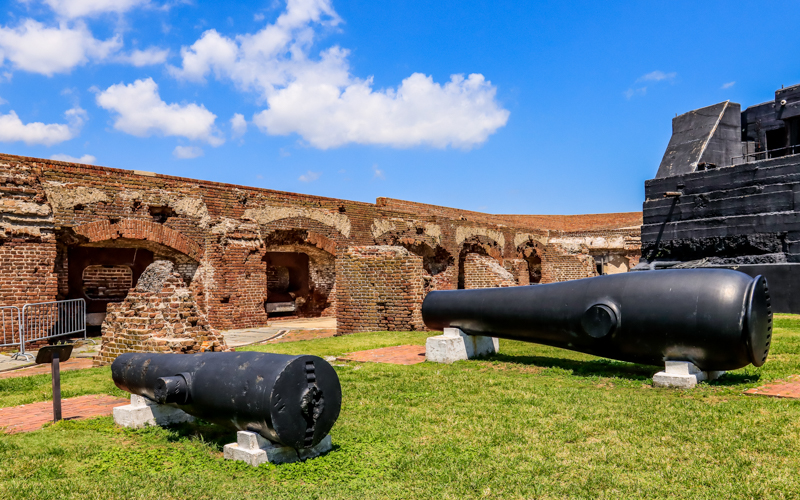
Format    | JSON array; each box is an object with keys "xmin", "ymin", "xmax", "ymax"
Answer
[
  {"xmin": 111, "ymin": 351, "xmax": 341, "ymax": 450},
  {"xmin": 422, "ymin": 269, "xmax": 772, "ymax": 371}
]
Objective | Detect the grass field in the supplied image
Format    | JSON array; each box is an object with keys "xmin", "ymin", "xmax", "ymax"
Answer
[{"xmin": 2, "ymin": 316, "xmax": 800, "ymax": 499}]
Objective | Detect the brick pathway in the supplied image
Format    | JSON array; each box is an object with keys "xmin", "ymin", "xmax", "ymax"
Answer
[
  {"xmin": 744, "ymin": 376, "xmax": 800, "ymax": 399},
  {"xmin": 0, "ymin": 395, "xmax": 129, "ymax": 434},
  {"xmin": 0, "ymin": 358, "xmax": 94, "ymax": 379},
  {"xmin": 337, "ymin": 345, "xmax": 426, "ymax": 365}
]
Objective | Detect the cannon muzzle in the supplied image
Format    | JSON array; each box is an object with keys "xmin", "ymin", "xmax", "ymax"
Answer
[
  {"xmin": 111, "ymin": 351, "xmax": 341, "ymax": 450},
  {"xmin": 422, "ymin": 269, "xmax": 772, "ymax": 371}
]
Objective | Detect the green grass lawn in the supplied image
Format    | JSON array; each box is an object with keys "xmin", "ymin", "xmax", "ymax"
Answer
[{"xmin": 2, "ymin": 316, "xmax": 800, "ymax": 499}]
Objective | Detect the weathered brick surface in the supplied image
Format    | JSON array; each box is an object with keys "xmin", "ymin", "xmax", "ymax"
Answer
[
  {"xmin": 0, "ymin": 153, "xmax": 641, "ymax": 337},
  {"xmin": 464, "ymin": 254, "xmax": 518, "ymax": 288},
  {"xmin": 94, "ymin": 261, "xmax": 229, "ymax": 366},
  {"xmin": 336, "ymin": 246, "xmax": 425, "ymax": 335},
  {"xmin": 82, "ymin": 265, "xmax": 132, "ymax": 300}
]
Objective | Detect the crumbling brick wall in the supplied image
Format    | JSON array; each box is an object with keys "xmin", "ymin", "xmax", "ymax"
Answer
[
  {"xmin": 335, "ymin": 246, "xmax": 425, "ymax": 335},
  {"xmin": 0, "ymin": 153, "xmax": 642, "ymax": 334},
  {"xmin": 0, "ymin": 241, "xmax": 57, "ymax": 309},
  {"xmin": 94, "ymin": 261, "xmax": 228, "ymax": 366},
  {"xmin": 0, "ymin": 159, "xmax": 57, "ymax": 310},
  {"xmin": 463, "ymin": 254, "xmax": 518, "ymax": 288},
  {"xmin": 503, "ymin": 258, "xmax": 530, "ymax": 286},
  {"xmin": 541, "ymin": 245, "xmax": 596, "ymax": 282}
]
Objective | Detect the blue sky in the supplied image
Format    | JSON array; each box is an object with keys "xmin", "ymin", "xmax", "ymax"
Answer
[{"xmin": 1, "ymin": 0, "xmax": 799, "ymax": 215}]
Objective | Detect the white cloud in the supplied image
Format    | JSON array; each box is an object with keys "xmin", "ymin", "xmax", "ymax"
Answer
[
  {"xmin": 173, "ymin": 145, "xmax": 203, "ymax": 159},
  {"xmin": 51, "ymin": 153, "xmax": 96, "ymax": 163},
  {"xmin": 117, "ymin": 47, "xmax": 169, "ymax": 67},
  {"xmin": 0, "ymin": 19, "xmax": 121, "ymax": 75},
  {"xmin": 170, "ymin": 0, "xmax": 508, "ymax": 149},
  {"xmin": 38, "ymin": 0, "xmax": 149, "ymax": 19},
  {"xmin": 0, "ymin": 106, "xmax": 85, "ymax": 145},
  {"xmin": 255, "ymin": 73, "xmax": 509, "ymax": 149},
  {"xmin": 372, "ymin": 164, "xmax": 384, "ymax": 180},
  {"xmin": 722, "ymin": 81, "xmax": 736, "ymax": 89},
  {"xmin": 298, "ymin": 170, "xmax": 320, "ymax": 182},
  {"xmin": 95, "ymin": 78, "xmax": 224, "ymax": 145},
  {"xmin": 230, "ymin": 113, "xmax": 247, "ymax": 136},
  {"xmin": 637, "ymin": 70, "xmax": 676, "ymax": 83}
]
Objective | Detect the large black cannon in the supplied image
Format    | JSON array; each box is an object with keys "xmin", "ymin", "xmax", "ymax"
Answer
[
  {"xmin": 111, "ymin": 351, "xmax": 341, "ymax": 450},
  {"xmin": 422, "ymin": 269, "xmax": 772, "ymax": 371}
]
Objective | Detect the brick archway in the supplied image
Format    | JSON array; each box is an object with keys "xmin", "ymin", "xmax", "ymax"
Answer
[{"xmin": 73, "ymin": 219, "xmax": 203, "ymax": 260}]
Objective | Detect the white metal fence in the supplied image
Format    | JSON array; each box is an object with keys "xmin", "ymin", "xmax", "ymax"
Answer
[
  {"xmin": 0, "ymin": 306, "xmax": 25, "ymax": 360},
  {"xmin": 17, "ymin": 299, "xmax": 90, "ymax": 359}
]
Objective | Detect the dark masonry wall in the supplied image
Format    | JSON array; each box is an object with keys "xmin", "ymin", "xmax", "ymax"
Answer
[{"xmin": 641, "ymin": 83, "xmax": 800, "ymax": 313}]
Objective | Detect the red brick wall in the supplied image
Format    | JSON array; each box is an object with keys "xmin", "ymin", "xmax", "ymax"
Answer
[
  {"xmin": 503, "ymin": 258, "xmax": 530, "ymax": 286},
  {"xmin": 464, "ymin": 254, "xmax": 518, "ymax": 288},
  {"xmin": 336, "ymin": 246, "xmax": 425, "ymax": 335},
  {"xmin": 541, "ymin": 246, "xmax": 596, "ymax": 282},
  {"xmin": 95, "ymin": 261, "xmax": 229, "ymax": 366},
  {"xmin": 0, "ymin": 240, "xmax": 57, "ymax": 308},
  {"xmin": 82, "ymin": 265, "xmax": 132, "ymax": 300},
  {"xmin": 0, "ymin": 153, "xmax": 641, "ymax": 334}
]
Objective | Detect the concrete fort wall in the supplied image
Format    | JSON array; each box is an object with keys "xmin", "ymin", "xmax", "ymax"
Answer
[{"xmin": 0, "ymin": 153, "xmax": 641, "ymax": 337}]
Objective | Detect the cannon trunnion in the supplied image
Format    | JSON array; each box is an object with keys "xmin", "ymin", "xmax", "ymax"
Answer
[
  {"xmin": 422, "ymin": 269, "xmax": 772, "ymax": 371},
  {"xmin": 111, "ymin": 351, "xmax": 341, "ymax": 450}
]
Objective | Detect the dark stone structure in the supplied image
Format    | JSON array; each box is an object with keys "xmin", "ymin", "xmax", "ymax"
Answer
[{"xmin": 641, "ymin": 83, "xmax": 800, "ymax": 312}]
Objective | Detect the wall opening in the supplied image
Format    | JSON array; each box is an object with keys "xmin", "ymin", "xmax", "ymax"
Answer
[
  {"xmin": 261, "ymin": 230, "xmax": 336, "ymax": 318},
  {"xmin": 517, "ymin": 241, "xmax": 544, "ymax": 285},
  {"xmin": 766, "ymin": 128, "xmax": 787, "ymax": 157},
  {"xmin": 82, "ymin": 265, "xmax": 133, "ymax": 300},
  {"xmin": 62, "ymin": 236, "xmax": 200, "ymax": 328},
  {"xmin": 457, "ymin": 241, "xmax": 491, "ymax": 289},
  {"xmin": 265, "ymin": 252, "xmax": 310, "ymax": 316}
]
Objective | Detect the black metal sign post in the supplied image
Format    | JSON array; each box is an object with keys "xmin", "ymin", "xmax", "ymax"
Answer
[{"xmin": 35, "ymin": 345, "xmax": 74, "ymax": 423}]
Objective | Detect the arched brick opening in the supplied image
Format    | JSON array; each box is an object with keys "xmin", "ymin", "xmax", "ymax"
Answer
[
  {"xmin": 457, "ymin": 236, "xmax": 503, "ymax": 289},
  {"xmin": 261, "ymin": 229, "xmax": 337, "ymax": 318},
  {"xmin": 62, "ymin": 220, "xmax": 203, "ymax": 326},
  {"xmin": 73, "ymin": 219, "xmax": 203, "ymax": 260}
]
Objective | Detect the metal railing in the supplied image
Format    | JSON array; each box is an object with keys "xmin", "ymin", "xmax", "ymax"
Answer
[
  {"xmin": 0, "ymin": 306, "xmax": 27, "ymax": 360},
  {"xmin": 20, "ymin": 299, "xmax": 91, "ymax": 357},
  {"xmin": 732, "ymin": 145, "xmax": 800, "ymax": 164}
]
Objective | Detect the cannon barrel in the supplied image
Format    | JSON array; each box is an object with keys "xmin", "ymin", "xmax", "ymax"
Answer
[
  {"xmin": 422, "ymin": 269, "xmax": 772, "ymax": 371},
  {"xmin": 111, "ymin": 351, "xmax": 341, "ymax": 449}
]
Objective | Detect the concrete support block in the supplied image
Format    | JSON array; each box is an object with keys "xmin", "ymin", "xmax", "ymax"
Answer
[
  {"xmin": 113, "ymin": 394, "xmax": 195, "ymax": 429},
  {"xmin": 652, "ymin": 361, "xmax": 724, "ymax": 389},
  {"xmin": 425, "ymin": 327, "xmax": 499, "ymax": 364},
  {"xmin": 223, "ymin": 431, "xmax": 333, "ymax": 466}
]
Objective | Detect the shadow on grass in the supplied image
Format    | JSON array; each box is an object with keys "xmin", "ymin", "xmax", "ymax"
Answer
[
  {"xmin": 489, "ymin": 353, "xmax": 654, "ymax": 380},
  {"xmin": 490, "ymin": 353, "xmax": 762, "ymax": 386},
  {"xmin": 163, "ymin": 419, "xmax": 341, "ymax": 462},
  {"xmin": 708, "ymin": 372, "xmax": 761, "ymax": 386},
  {"xmin": 164, "ymin": 419, "xmax": 235, "ymax": 450}
]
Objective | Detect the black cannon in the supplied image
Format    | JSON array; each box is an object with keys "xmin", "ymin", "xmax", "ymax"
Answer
[
  {"xmin": 111, "ymin": 351, "xmax": 341, "ymax": 449},
  {"xmin": 422, "ymin": 269, "xmax": 772, "ymax": 371}
]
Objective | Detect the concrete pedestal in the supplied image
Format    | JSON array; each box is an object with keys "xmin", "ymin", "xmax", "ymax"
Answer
[
  {"xmin": 652, "ymin": 361, "xmax": 725, "ymax": 389},
  {"xmin": 425, "ymin": 327, "xmax": 499, "ymax": 364},
  {"xmin": 223, "ymin": 431, "xmax": 333, "ymax": 466},
  {"xmin": 113, "ymin": 394, "xmax": 195, "ymax": 429}
]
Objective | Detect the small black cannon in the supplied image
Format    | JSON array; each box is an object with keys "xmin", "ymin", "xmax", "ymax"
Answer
[
  {"xmin": 111, "ymin": 352, "xmax": 341, "ymax": 449},
  {"xmin": 422, "ymin": 269, "xmax": 772, "ymax": 371}
]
